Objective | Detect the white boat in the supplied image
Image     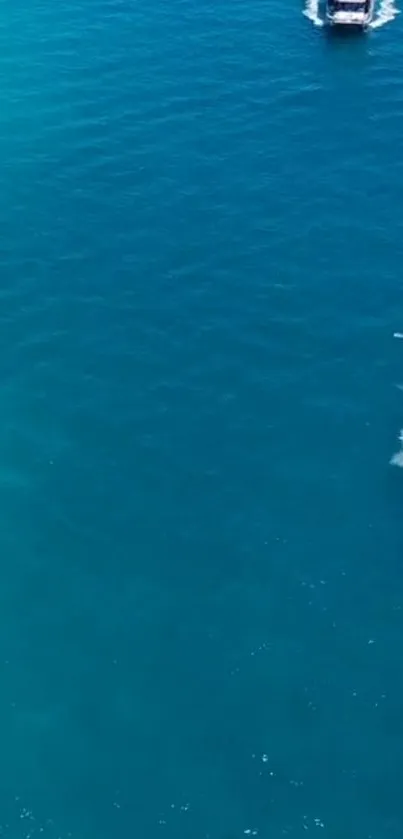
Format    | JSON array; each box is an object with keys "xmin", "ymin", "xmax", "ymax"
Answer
[{"xmin": 326, "ymin": 0, "xmax": 375, "ymax": 27}]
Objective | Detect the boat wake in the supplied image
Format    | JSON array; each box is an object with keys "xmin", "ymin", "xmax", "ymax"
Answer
[
  {"xmin": 303, "ymin": 0, "xmax": 325, "ymax": 26},
  {"xmin": 390, "ymin": 429, "xmax": 403, "ymax": 467},
  {"xmin": 370, "ymin": 0, "xmax": 399, "ymax": 27}
]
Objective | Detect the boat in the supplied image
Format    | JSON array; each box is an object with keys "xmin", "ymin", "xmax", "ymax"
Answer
[{"xmin": 326, "ymin": 0, "xmax": 375, "ymax": 27}]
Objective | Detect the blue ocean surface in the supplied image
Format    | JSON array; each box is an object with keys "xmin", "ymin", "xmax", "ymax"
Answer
[{"xmin": 0, "ymin": 1, "xmax": 403, "ymax": 837}]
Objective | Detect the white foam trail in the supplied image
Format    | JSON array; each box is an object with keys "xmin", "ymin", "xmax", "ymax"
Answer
[
  {"xmin": 390, "ymin": 449, "xmax": 403, "ymax": 467},
  {"xmin": 390, "ymin": 429, "xmax": 403, "ymax": 467},
  {"xmin": 370, "ymin": 0, "xmax": 399, "ymax": 28},
  {"xmin": 303, "ymin": 0, "xmax": 325, "ymax": 26}
]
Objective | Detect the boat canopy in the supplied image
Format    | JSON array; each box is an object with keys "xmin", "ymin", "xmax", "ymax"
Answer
[{"xmin": 328, "ymin": 0, "xmax": 368, "ymax": 7}]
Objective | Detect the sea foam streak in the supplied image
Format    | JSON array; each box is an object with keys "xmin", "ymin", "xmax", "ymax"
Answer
[
  {"xmin": 303, "ymin": 0, "xmax": 325, "ymax": 26},
  {"xmin": 390, "ymin": 429, "xmax": 403, "ymax": 467},
  {"xmin": 370, "ymin": 0, "xmax": 399, "ymax": 27}
]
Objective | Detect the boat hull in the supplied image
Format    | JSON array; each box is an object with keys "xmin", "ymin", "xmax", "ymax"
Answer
[{"xmin": 326, "ymin": 0, "xmax": 374, "ymax": 26}]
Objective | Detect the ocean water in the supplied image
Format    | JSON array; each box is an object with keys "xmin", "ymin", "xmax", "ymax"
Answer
[{"xmin": 1, "ymin": 0, "xmax": 403, "ymax": 837}]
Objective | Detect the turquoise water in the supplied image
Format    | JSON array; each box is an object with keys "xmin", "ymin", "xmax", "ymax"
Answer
[{"xmin": 1, "ymin": 1, "xmax": 403, "ymax": 837}]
